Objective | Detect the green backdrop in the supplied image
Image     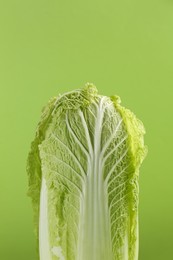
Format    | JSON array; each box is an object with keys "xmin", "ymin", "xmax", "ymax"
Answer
[{"xmin": 0, "ymin": 0, "xmax": 173, "ymax": 259}]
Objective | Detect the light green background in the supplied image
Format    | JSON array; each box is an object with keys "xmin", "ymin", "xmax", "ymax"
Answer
[{"xmin": 0, "ymin": 0, "xmax": 173, "ymax": 259}]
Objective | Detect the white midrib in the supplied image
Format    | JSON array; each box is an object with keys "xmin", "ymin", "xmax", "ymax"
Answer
[
  {"xmin": 95, "ymin": 99, "xmax": 113, "ymax": 260},
  {"xmin": 39, "ymin": 177, "xmax": 51, "ymax": 260},
  {"xmin": 77, "ymin": 99, "xmax": 113, "ymax": 260}
]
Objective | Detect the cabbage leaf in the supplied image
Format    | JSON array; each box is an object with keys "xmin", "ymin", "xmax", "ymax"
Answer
[{"xmin": 27, "ymin": 83, "xmax": 147, "ymax": 260}]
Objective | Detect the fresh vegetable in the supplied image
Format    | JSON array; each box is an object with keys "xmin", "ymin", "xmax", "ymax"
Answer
[{"xmin": 27, "ymin": 83, "xmax": 147, "ymax": 260}]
